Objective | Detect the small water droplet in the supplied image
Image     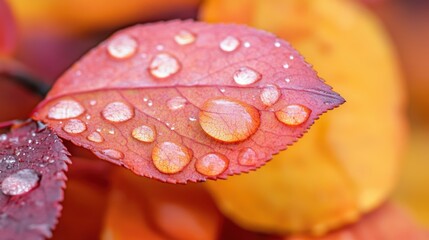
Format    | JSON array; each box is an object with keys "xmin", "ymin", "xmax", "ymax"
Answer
[
  {"xmin": 85, "ymin": 114, "xmax": 91, "ymax": 120},
  {"xmin": 1, "ymin": 155, "xmax": 16, "ymax": 164},
  {"xmin": 102, "ymin": 101, "xmax": 134, "ymax": 122},
  {"xmin": 199, "ymin": 97, "xmax": 260, "ymax": 143},
  {"xmin": 189, "ymin": 116, "xmax": 197, "ymax": 122},
  {"xmin": 285, "ymin": 78, "xmax": 291, "ymax": 83},
  {"xmin": 174, "ymin": 30, "xmax": 196, "ymax": 45},
  {"xmin": 167, "ymin": 96, "xmax": 187, "ymax": 110},
  {"xmin": 275, "ymin": 104, "xmax": 311, "ymax": 126},
  {"xmin": 108, "ymin": 129, "xmax": 115, "ymax": 135},
  {"xmin": 0, "ymin": 134, "xmax": 7, "ymax": 141},
  {"xmin": 1, "ymin": 169, "xmax": 40, "ymax": 196},
  {"xmin": 289, "ymin": 55, "xmax": 294, "ymax": 60},
  {"xmin": 149, "ymin": 53, "xmax": 180, "ymax": 79},
  {"xmin": 143, "ymin": 97, "xmax": 149, "ymax": 102},
  {"xmin": 100, "ymin": 149, "xmax": 124, "ymax": 160},
  {"xmin": 243, "ymin": 42, "xmax": 251, "ymax": 48},
  {"xmin": 89, "ymin": 100, "xmax": 97, "ymax": 106},
  {"xmin": 132, "ymin": 125, "xmax": 155, "ymax": 143},
  {"xmin": 238, "ymin": 148, "xmax": 258, "ymax": 166},
  {"xmin": 87, "ymin": 132, "xmax": 104, "ymax": 143},
  {"xmin": 156, "ymin": 44, "xmax": 164, "ymax": 51},
  {"xmin": 152, "ymin": 142, "xmax": 191, "ymax": 174},
  {"xmin": 47, "ymin": 100, "xmax": 85, "ymax": 120},
  {"xmin": 107, "ymin": 34, "xmax": 138, "ymax": 59},
  {"xmin": 283, "ymin": 63, "xmax": 289, "ymax": 69},
  {"xmin": 219, "ymin": 88, "xmax": 226, "ymax": 93},
  {"xmin": 196, "ymin": 153, "xmax": 229, "ymax": 176},
  {"xmin": 219, "ymin": 36, "xmax": 240, "ymax": 52},
  {"xmin": 274, "ymin": 41, "xmax": 281, "ymax": 47},
  {"xmin": 233, "ymin": 67, "xmax": 261, "ymax": 85},
  {"xmin": 147, "ymin": 100, "xmax": 153, "ymax": 107},
  {"xmin": 260, "ymin": 85, "xmax": 281, "ymax": 106},
  {"xmin": 63, "ymin": 119, "xmax": 87, "ymax": 134}
]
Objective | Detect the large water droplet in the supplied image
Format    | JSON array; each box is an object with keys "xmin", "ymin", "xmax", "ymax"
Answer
[
  {"xmin": 100, "ymin": 149, "xmax": 124, "ymax": 160},
  {"xmin": 199, "ymin": 97, "xmax": 260, "ymax": 143},
  {"xmin": 275, "ymin": 104, "xmax": 311, "ymax": 126},
  {"xmin": 149, "ymin": 53, "xmax": 180, "ymax": 79},
  {"xmin": 1, "ymin": 169, "xmax": 40, "ymax": 196},
  {"xmin": 87, "ymin": 131, "xmax": 104, "ymax": 143},
  {"xmin": 47, "ymin": 100, "xmax": 85, "ymax": 120},
  {"xmin": 238, "ymin": 148, "xmax": 257, "ymax": 166},
  {"xmin": 102, "ymin": 101, "xmax": 134, "ymax": 122},
  {"xmin": 152, "ymin": 142, "xmax": 191, "ymax": 174},
  {"xmin": 107, "ymin": 34, "xmax": 138, "ymax": 59},
  {"xmin": 219, "ymin": 36, "xmax": 240, "ymax": 52},
  {"xmin": 132, "ymin": 125, "xmax": 155, "ymax": 143},
  {"xmin": 174, "ymin": 30, "xmax": 196, "ymax": 45},
  {"xmin": 167, "ymin": 96, "xmax": 187, "ymax": 111},
  {"xmin": 63, "ymin": 119, "xmax": 87, "ymax": 134},
  {"xmin": 233, "ymin": 67, "xmax": 261, "ymax": 86},
  {"xmin": 260, "ymin": 84, "xmax": 281, "ymax": 106},
  {"xmin": 195, "ymin": 153, "xmax": 229, "ymax": 176}
]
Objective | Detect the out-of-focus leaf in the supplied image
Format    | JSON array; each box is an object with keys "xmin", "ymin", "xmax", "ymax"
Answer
[{"xmin": 0, "ymin": 0, "xmax": 17, "ymax": 56}]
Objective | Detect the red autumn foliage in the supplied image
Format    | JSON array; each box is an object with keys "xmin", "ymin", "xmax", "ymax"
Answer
[
  {"xmin": 0, "ymin": 121, "xmax": 69, "ymax": 240},
  {"xmin": 32, "ymin": 20, "xmax": 344, "ymax": 183},
  {"xmin": 0, "ymin": 0, "xmax": 17, "ymax": 56}
]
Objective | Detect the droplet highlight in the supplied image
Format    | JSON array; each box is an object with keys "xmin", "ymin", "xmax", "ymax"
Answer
[
  {"xmin": 149, "ymin": 53, "xmax": 180, "ymax": 79},
  {"xmin": 233, "ymin": 67, "xmax": 261, "ymax": 86},
  {"xmin": 87, "ymin": 131, "xmax": 104, "ymax": 143},
  {"xmin": 1, "ymin": 169, "xmax": 40, "ymax": 196},
  {"xmin": 102, "ymin": 101, "xmax": 134, "ymax": 122},
  {"xmin": 167, "ymin": 96, "xmax": 187, "ymax": 111},
  {"xmin": 238, "ymin": 148, "xmax": 258, "ymax": 166},
  {"xmin": 195, "ymin": 153, "xmax": 229, "ymax": 176},
  {"xmin": 47, "ymin": 100, "xmax": 85, "ymax": 120},
  {"xmin": 63, "ymin": 119, "xmax": 87, "ymax": 134},
  {"xmin": 275, "ymin": 104, "xmax": 311, "ymax": 126},
  {"xmin": 107, "ymin": 34, "xmax": 138, "ymax": 59},
  {"xmin": 100, "ymin": 149, "xmax": 124, "ymax": 160},
  {"xmin": 219, "ymin": 36, "xmax": 240, "ymax": 52},
  {"xmin": 152, "ymin": 142, "xmax": 191, "ymax": 174},
  {"xmin": 132, "ymin": 125, "xmax": 156, "ymax": 143},
  {"xmin": 174, "ymin": 30, "xmax": 196, "ymax": 45},
  {"xmin": 199, "ymin": 97, "xmax": 260, "ymax": 143},
  {"xmin": 260, "ymin": 85, "xmax": 281, "ymax": 106}
]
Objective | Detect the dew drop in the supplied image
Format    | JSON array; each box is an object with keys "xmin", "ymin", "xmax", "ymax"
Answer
[
  {"xmin": 87, "ymin": 131, "xmax": 104, "ymax": 143},
  {"xmin": 89, "ymin": 100, "xmax": 97, "ymax": 106},
  {"xmin": 243, "ymin": 42, "xmax": 251, "ymax": 48},
  {"xmin": 102, "ymin": 101, "xmax": 134, "ymax": 122},
  {"xmin": 174, "ymin": 30, "xmax": 196, "ymax": 45},
  {"xmin": 285, "ymin": 78, "xmax": 291, "ymax": 83},
  {"xmin": 189, "ymin": 116, "xmax": 197, "ymax": 122},
  {"xmin": 289, "ymin": 55, "xmax": 294, "ymax": 60},
  {"xmin": 100, "ymin": 149, "xmax": 124, "ymax": 160},
  {"xmin": 283, "ymin": 63, "xmax": 289, "ymax": 69},
  {"xmin": 274, "ymin": 41, "xmax": 281, "ymax": 47},
  {"xmin": 152, "ymin": 142, "xmax": 191, "ymax": 174},
  {"xmin": 1, "ymin": 169, "xmax": 40, "ymax": 196},
  {"xmin": 147, "ymin": 100, "xmax": 153, "ymax": 107},
  {"xmin": 47, "ymin": 100, "xmax": 85, "ymax": 120},
  {"xmin": 107, "ymin": 34, "xmax": 138, "ymax": 59},
  {"xmin": 1, "ymin": 155, "xmax": 17, "ymax": 164},
  {"xmin": 167, "ymin": 96, "xmax": 187, "ymax": 111},
  {"xmin": 195, "ymin": 153, "xmax": 229, "ymax": 176},
  {"xmin": 238, "ymin": 148, "xmax": 258, "ymax": 166},
  {"xmin": 63, "ymin": 119, "xmax": 87, "ymax": 134},
  {"xmin": 219, "ymin": 36, "xmax": 240, "ymax": 52},
  {"xmin": 149, "ymin": 53, "xmax": 180, "ymax": 79},
  {"xmin": 275, "ymin": 104, "xmax": 311, "ymax": 126},
  {"xmin": 132, "ymin": 125, "xmax": 156, "ymax": 143},
  {"xmin": 199, "ymin": 97, "xmax": 260, "ymax": 143},
  {"xmin": 233, "ymin": 67, "xmax": 261, "ymax": 86},
  {"xmin": 260, "ymin": 85, "xmax": 281, "ymax": 106}
]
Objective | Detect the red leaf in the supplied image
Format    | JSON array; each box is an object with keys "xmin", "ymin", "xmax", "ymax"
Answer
[
  {"xmin": 0, "ymin": 0, "xmax": 17, "ymax": 55},
  {"xmin": 0, "ymin": 121, "xmax": 69, "ymax": 240},
  {"xmin": 32, "ymin": 20, "xmax": 344, "ymax": 183}
]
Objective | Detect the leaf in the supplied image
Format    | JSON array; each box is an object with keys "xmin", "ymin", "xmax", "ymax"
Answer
[
  {"xmin": 32, "ymin": 20, "xmax": 344, "ymax": 183},
  {"xmin": 0, "ymin": 121, "xmax": 69, "ymax": 240},
  {"xmin": 0, "ymin": 0, "xmax": 17, "ymax": 56}
]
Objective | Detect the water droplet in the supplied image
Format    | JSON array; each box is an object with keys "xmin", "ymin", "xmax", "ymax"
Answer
[
  {"xmin": 0, "ymin": 134, "xmax": 7, "ymax": 141},
  {"xmin": 195, "ymin": 153, "xmax": 229, "ymax": 176},
  {"xmin": 199, "ymin": 97, "xmax": 260, "ymax": 143},
  {"xmin": 1, "ymin": 155, "xmax": 16, "ymax": 164},
  {"xmin": 132, "ymin": 125, "xmax": 156, "ymax": 143},
  {"xmin": 260, "ymin": 85, "xmax": 281, "ymax": 106},
  {"xmin": 275, "ymin": 104, "xmax": 311, "ymax": 126},
  {"xmin": 233, "ymin": 67, "xmax": 261, "ymax": 86},
  {"xmin": 1, "ymin": 169, "xmax": 40, "ymax": 196},
  {"xmin": 149, "ymin": 53, "xmax": 180, "ymax": 79},
  {"xmin": 89, "ymin": 100, "xmax": 97, "ymax": 106},
  {"xmin": 219, "ymin": 36, "xmax": 240, "ymax": 52},
  {"xmin": 100, "ymin": 149, "xmax": 124, "ymax": 160},
  {"xmin": 238, "ymin": 148, "xmax": 257, "ymax": 166},
  {"xmin": 156, "ymin": 44, "xmax": 164, "ymax": 51},
  {"xmin": 47, "ymin": 100, "xmax": 85, "ymax": 120},
  {"xmin": 147, "ymin": 100, "xmax": 153, "ymax": 107},
  {"xmin": 152, "ymin": 142, "xmax": 191, "ymax": 174},
  {"xmin": 219, "ymin": 88, "xmax": 226, "ymax": 93},
  {"xmin": 289, "ymin": 55, "xmax": 294, "ymax": 60},
  {"xmin": 274, "ymin": 41, "xmax": 281, "ymax": 47},
  {"xmin": 243, "ymin": 42, "xmax": 251, "ymax": 48},
  {"xmin": 87, "ymin": 132, "xmax": 104, "ymax": 143},
  {"xmin": 189, "ymin": 116, "xmax": 197, "ymax": 122},
  {"xmin": 174, "ymin": 30, "xmax": 196, "ymax": 45},
  {"xmin": 283, "ymin": 63, "xmax": 289, "ymax": 69},
  {"xmin": 102, "ymin": 101, "xmax": 134, "ymax": 122},
  {"xmin": 107, "ymin": 34, "xmax": 138, "ymax": 59},
  {"xmin": 167, "ymin": 96, "xmax": 187, "ymax": 110},
  {"xmin": 63, "ymin": 119, "xmax": 87, "ymax": 134},
  {"xmin": 285, "ymin": 78, "xmax": 291, "ymax": 83}
]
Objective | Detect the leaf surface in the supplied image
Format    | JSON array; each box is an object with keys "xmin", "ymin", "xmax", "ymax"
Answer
[
  {"xmin": 33, "ymin": 20, "xmax": 344, "ymax": 183},
  {"xmin": 0, "ymin": 121, "xmax": 69, "ymax": 240}
]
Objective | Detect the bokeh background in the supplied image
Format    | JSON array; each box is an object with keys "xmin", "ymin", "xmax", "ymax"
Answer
[{"xmin": 1, "ymin": 0, "xmax": 428, "ymax": 239}]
